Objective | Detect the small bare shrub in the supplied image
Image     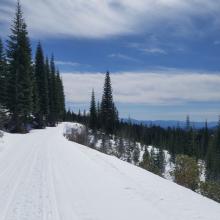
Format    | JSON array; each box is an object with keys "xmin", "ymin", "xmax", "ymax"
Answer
[{"xmin": 65, "ymin": 126, "xmax": 88, "ymax": 146}]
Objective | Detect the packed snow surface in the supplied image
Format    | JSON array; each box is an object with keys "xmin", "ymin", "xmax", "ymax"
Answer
[{"xmin": 0, "ymin": 123, "xmax": 219, "ymax": 220}]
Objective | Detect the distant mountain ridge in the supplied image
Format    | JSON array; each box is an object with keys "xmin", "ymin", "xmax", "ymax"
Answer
[{"xmin": 122, "ymin": 119, "xmax": 218, "ymax": 129}]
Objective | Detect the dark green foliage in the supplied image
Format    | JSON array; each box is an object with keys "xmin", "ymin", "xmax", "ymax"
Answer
[
  {"xmin": 56, "ymin": 70, "xmax": 65, "ymax": 120},
  {"xmin": 34, "ymin": 42, "xmax": 49, "ymax": 127},
  {"xmin": 0, "ymin": 2, "xmax": 65, "ymax": 132},
  {"xmin": 100, "ymin": 71, "xmax": 118, "ymax": 134},
  {"xmin": 47, "ymin": 56, "xmax": 65, "ymax": 126},
  {"xmin": 6, "ymin": 1, "xmax": 33, "ymax": 132},
  {"xmin": 140, "ymin": 148, "xmax": 160, "ymax": 175},
  {"xmin": 89, "ymin": 89, "xmax": 97, "ymax": 129},
  {"xmin": 206, "ymin": 119, "xmax": 220, "ymax": 182},
  {"xmin": 0, "ymin": 38, "xmax": 8, "ymax": 129},
  {"xmin": 31, "ymin": 64, "xmax": 40, "ymax": 124},
  {"xmin": 156, "ymin": 147, "xmax": 165, "ymax": 175},
  {"xmin": 64, "ymin": 109, "xmax": 77, "ymax": 122},
  {"xmin": 172, "ymin": 155, "xmax": 200, "ymax": 191},
  {"xmin": 96, "ymin": 101, "xmax": 101, "ymax": 128},
  {"xmin": 201, "ymin": 121, "xmax": 209, "ymax": 158},
  {"xmin": 47, "ymin": 55, "xmax": 57, "ymax": 126},
  {"xmin": 200, "ymin": 181, "xmax": 220, "ymax": 203},
  {"xmin": 0, "ymin": 38, "xmax": 7, "ymax": 108}
]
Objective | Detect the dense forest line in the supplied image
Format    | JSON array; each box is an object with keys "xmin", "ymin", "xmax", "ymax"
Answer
[{"xmin": 0, "ymin": 2, "xmax": 65, "ymax": 133}]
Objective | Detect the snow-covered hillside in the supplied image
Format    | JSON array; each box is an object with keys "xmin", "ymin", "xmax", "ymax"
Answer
[{"xmin": 0, "ymin": 123, "xmax": 219, "ymax": 220}]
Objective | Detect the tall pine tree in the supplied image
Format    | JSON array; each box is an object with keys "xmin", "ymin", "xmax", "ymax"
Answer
[
  {"xmin": 55, "ymin": 70, "xmax": 65, "ymax": 120},
  {"xmin": 34, "ymin": 42, "xmax": 49, "ymax": 127},
  {"xmin": 100, "ymin": 71, "xmax": 118, "ymax": 134},
  {"xmin": 47, "ymin": 55, "xmax": 57, "ymax": 126},
  {"xmin": 89, "ymin": 89, "xmax": 97, "ymax": 129},
  {"xmin": 6, "ymin": 1, "xmax": 33, "ymax": 132},
  {"xmin": 0, "ymin": 38, "xmax": 7, "ymax": 108},
  {"xmin": 206, "ymin": 118, "xmax": 220, "ymax": 182},
  {"xmin": 0, "ymin": 38, "xmax": 8, "ymax": 128},
  {"xmin": 31, "ymin": 63, "xmax": 40, "ymax": 126}
]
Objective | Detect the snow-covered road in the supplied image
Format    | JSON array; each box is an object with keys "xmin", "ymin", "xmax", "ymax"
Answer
[{"xmin": 0, "ymin": 123, "xmax": 219, "ymax": 220}]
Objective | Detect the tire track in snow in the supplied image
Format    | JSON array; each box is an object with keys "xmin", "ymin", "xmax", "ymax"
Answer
[
  {"xmin": 0, "ymin": 143, "xmax": 39, "ymax": 220},
  {"xmin": 2, "ymin": 132, "xmax": 59, "ymax": 220},
  {"xmin": 0, "ymin": 136, "xmax": 33, "ymax": 177},
  {"xmin": 46, "ymin": 142, "xmax": 62, "ymax": 220}
]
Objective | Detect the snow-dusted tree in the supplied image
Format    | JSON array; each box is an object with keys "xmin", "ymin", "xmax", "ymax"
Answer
[
  {"xmin": 117, "ymin": 136, "xmax": 125, "ymax": 158},
  {"xmin": 133, "ymin": 145, "xmax": 140, "ymax": 165}
]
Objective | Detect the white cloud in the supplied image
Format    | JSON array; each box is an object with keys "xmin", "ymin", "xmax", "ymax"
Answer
[
  {"xmin": 108, "ymin": 53, "xmax": 140, "ymax": 62},
  {"xmin": 61, "ymin": 70, "xmax": 220, "ymax": 105},
  {"xmin": 141, "ymin": 48, "xmax": 167, "ymax": 55},
  {"xmin": 55, "ymin": 60, "xmax": 80, "ymax": 67},
  {"xmin": 1, "ymin": 0, "xmax": 220, "ymax": 38}
]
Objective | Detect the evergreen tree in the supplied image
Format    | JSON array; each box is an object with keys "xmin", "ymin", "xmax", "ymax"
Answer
[
  {"xmin": 117, "ymin": 136, "xmax": 125, "ymax": 158},
  {"xmin": 6, "ymin": 1, "xmax": 33, "ymax": 132},
  {"xmin": 47, "ymin": 55, "xmax": 57, "ymax": 126},
  {"xmin": 206, "ymin": 118, "xmax": 220, "ymax": 182},
  {"xmin": 112, "ymin": 102, "xmax": 119, "ymax": 129},
  {"xmin": 186, "ymin": 115, "xmax": 191, "ymax": 131},
  {"xmin": 89, "ymin": 89, "xmax": 97, "ymax": 129},
  {"xmin": 34, "ymin": 42, "xmax": 49, "ymax": 127},
  {"xmin": 100, "ymin": 71, "xmax": 118, "ymax": 134},
  {"xmin": 140, "ymin": 147, "xmax": 160, "ymax": 175},
  {"xmin": 184, "ymin": 115, "xmax": 194, "ymax": 156},
  {"xmin": 200, "ymin": 120, "xmax": 209, "ymax": 158},
  {"xmin": 157, "ymin": 147, "xmax": 165, "ymax": 175},
  {"xmin": 77, "ymin": 109, "xmax": 81, "ymax": 122},
  {"xmin": 0, "ymin": 38, "xmax": 8, "ymax": 128},
  {"xmin": 150, "ymin": 147, "xmax": 161, "ymax": 175},
  {"xmin": 31, "ymin": 64, "xmax": 40, "ymax": 126},
  {"xmin": 55, "ymin": 70, "xmax": 65, "ymax": 120},
  {"xmin": 172, "ymin": 155, "xmax": 200, "ymax": 191},
  {"xmin": 133, "ymin": 145, "xmax": 140, "ymax": 165},
  {"xmin": 96, "ymin": 101, "xmax": 101, "ymax": 129},
  {"xmin": 140, "ymin": 148, "xmax": 151, "ymax": 170},
  {"xmin": 200, "ymin": 181, "xmax": 220, "ymax": 203},
  {"xmin": 44, "ymin": 57, "xmax": 51, "ymax": 122},
  {"xmin": 0, "ymin": 1, "xmax": 65, "ymax": 131},
  {"xmin": 0, "ymin": 38, "xmax": 7, "ymax": 108}
]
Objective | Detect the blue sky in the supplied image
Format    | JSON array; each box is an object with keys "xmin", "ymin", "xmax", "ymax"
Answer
[{"xmin": 1, "ymin": 0, "xmax": 220, "ymax": 121}]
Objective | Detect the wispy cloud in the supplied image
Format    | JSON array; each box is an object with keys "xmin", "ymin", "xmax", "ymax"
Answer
[
  {"xmin": 1, "ymin": 0, "xmax": 220, "ymax": 38},
  {"xmin": 214, "ymin": 40, "xmax": 220, "ymax": 45},
  {"xmin": 55, "ymin": 61, "xmax": 80, "ymax": 67},
  {"xmin": 62, "ymin": 70, "xmax": 220, "ymax": 105},
  {"xmin": 141, "ymin": 48, "xmax": 167, "ymax": 55},
  {"xmin": 108, "ymin": 53, "xmax": 140, "ymax": 62},
  {"xmin": 127, "ymin": 39, "xmax": 167, "ymax": 55}
]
